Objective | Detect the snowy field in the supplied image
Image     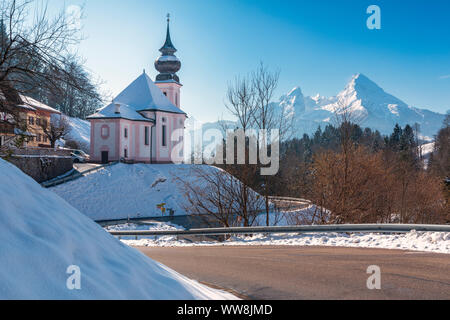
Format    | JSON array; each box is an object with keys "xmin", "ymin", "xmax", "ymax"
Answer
[
  {"xmin": 107, "ymin": 222, "xmax": 450, "ymax": 254},
  {"xmin": 50, "ymin": 163, "xmax": 257, "ymax": 221},
  {"xmin": 0, "ymin": 159, "xmax": 237, "ymax": 300}
]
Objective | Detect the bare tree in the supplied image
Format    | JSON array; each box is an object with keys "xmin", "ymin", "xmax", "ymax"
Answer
[
  {"xmin": 180, "ymin": 166, "xmax": 264, "ymax": 227},
  {"xmin": 40, "ymin": 114, "xmax": 69, "ymax": 148},
  {"xmin": 0, "ymin": 0, "xmax": 83, "ymax": 95},
  {"xmin": 251, "ymin": 62, "xmax": 292, "ymax": 225},
  {"xmin": 329, "ymin": 99, "xmax": 365, "ymax": 221},
  {"xmin": 0, "ymin": 0, "xmax": 100, "ymax": 150},
  {"xmin": 220, "ymin": 74, "xmax": 262, "ymax": 226},
  {"xmin": 225, "ymin": 75, "xmax": 256, "ymax": 131},
  {"xmin": 45, "ymin": 55, "xmax": 104, "ymax": 119},
  {"xmin": 310, "ymin": 146, "xmax": 392, "ymax": 224}
]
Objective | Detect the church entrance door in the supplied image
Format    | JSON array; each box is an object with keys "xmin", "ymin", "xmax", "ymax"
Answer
[{"xmin": 101, "ymin": 151, "xmax": 109, "ymax": 164}]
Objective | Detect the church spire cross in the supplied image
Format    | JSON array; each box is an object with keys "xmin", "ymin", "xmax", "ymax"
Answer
[
  {"xmin": 155, "ymin": 14, "xmax": 181, "ymax": 84},
  {"xmin": 159, "ymin": 13, "xmax": 176, "ymax": 55}
]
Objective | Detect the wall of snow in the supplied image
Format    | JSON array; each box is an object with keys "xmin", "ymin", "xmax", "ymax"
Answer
[{"xmin": 0, "ymin": 158, "xmax": 236, "ymax": 299}]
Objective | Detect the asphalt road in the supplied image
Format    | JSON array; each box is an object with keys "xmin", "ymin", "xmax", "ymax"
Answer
[{"xmin": 138, "ymin": 246, "xmax": 450, "ymax": 300}]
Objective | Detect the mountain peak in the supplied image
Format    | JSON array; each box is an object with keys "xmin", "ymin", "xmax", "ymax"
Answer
[
  {"xmin": 345, "ymin": 73, "xmax": 384, "ymax": 96},
  {"xmin": 287, "ymin": 86, "xmax": 303, "ymax": 97}
]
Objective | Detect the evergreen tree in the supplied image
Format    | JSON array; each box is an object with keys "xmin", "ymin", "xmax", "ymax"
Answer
[{"xmin": 389, "ymin": 124, "xmax": 403, "ymax": 150}]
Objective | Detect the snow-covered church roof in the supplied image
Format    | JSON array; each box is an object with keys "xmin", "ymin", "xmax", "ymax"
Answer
[{"xmin": 87, "ymin": 72, "xmax": 185, "ymax": 121}]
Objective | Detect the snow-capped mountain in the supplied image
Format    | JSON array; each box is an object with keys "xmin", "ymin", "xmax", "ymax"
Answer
[{"xmin": 277, "ymin": 74, "xmax": 445, "ymax": 137}]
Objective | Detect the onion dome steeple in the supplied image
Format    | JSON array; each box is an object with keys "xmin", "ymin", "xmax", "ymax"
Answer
[{"xmin": 155, "ymin": 14, "xmax": 181, "ymax": 84}]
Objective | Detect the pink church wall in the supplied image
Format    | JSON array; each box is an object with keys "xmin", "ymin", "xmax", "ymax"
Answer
[
  {"xmin": 90, "ymin": 119, "xmax": 120, "ymax": 162},
  {"xmin": 152, "ymin": 112, "xmax": 185, "ymax": 164},
  {"xmin": 90, "ymin": 118, "xmax": 157, "ymax": 163}
]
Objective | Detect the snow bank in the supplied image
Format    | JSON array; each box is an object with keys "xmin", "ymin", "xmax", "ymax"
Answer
[
  {"xmin": 0, "ymin": 159, "xmax": 237, "ymax": 299},
  {"xmin": 105, "ymin": 222, "xmax": 183, "ymax": 244},
  {"xmin": 118, "ymin": 228, "xmax": 450, "ymax": 255},
  {"xmin": 50, "ymin": 163, "xmax": 239, "ymax": 221}
]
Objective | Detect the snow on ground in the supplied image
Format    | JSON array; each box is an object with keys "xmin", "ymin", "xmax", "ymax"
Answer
[
  {"xmin": 105, "ymin": 222, "xmax": 183, "ymax": 245},
  {"xmin": 105, "ymin": 221, "xmax": 184, "ymax": 233},
  {"xmin": 419, "ymin": 142, "xmax": 435, "ymax": 169},
  {"xmin": 0, "ymin": 158, "xmax": 237, "ymax": 299},
  {"xmin": 111, "ymin": 222, "xmax": 450, "ymax": 254},
  {"xmin": 50, "ymin": 163, "xmax": 250, "ymax": 221}
]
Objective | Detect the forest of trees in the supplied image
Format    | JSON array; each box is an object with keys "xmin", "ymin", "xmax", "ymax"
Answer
[{"xmin": 269, "ymin": 119, "xmax": 449, "ymax": 224}]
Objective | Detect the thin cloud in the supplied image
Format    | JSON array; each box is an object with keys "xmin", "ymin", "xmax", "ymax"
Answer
[{"xmin": 439, "ymin": 74, "xmax": 450, "ymax": 79}]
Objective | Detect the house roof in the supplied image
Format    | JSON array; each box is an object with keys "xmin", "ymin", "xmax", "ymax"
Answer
[
  {"xmin": 19, "ymin": 95, "xmax": 61, "ymax": 114},
  {"xmin": 0, "ymin": 87, "xmax": 61, "ymax": 114},
  {"xmin": 87, "ymin": 72, "xmax": 186, "ymax": 121}
]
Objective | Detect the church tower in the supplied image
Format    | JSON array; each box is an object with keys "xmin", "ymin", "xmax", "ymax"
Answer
[{"xmin": 154, "ymin": 14, "xmax": 182, "ymax": 109}]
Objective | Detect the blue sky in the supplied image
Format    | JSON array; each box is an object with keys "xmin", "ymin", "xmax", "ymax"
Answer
[{"xmin": 50, "ymin": 0, "xmax": 449, "ymax": 121}]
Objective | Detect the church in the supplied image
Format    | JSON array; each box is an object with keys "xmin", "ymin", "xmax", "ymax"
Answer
[{"xmin": 87, "ymin": 16, "xmax": 186, "ymax": 164}]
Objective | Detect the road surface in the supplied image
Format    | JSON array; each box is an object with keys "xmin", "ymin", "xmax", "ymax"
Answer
[
  {"xmin": 138, "ymin": 246, "xmax": 450, "ymax": 300},
  {"xmin": 73, "ymin": 163, "xmax": 102, "ymax": 173}
]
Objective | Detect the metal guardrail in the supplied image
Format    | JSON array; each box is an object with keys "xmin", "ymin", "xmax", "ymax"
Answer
[
  {"xmin": 41, "ymin": 161, "xmax": 118, "ymax": 188},
  {"xmin": 108, "ymin": 224, "xmax": 450, "ymax": 238},
  {"xmin": 268, "ymin": 196, "xmax": 312, "ymax": 204}
]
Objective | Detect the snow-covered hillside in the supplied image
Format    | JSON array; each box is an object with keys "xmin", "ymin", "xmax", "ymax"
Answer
[
  {"xmin": 0, "ymin": 159, "xmax": 236, "ymax": 299},
  {"xmin": 65, "ymin": 116, "xmax": 90, "ymax": 150},
  {"xmin": 55, "ymin": 115, "xmax": 91, "ymax": 152},
  {"xmin": 276, "ymin": 74, "xmax": 445, "ymax": 137},
  {"xmin": 50, "ymin": 163, "xmax": 246, "ymax": 221}
]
